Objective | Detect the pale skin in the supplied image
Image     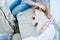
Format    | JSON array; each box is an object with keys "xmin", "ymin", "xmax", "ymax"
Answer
[
  {"xmin": 41, "ymin": 24, "xmax": 48, "ymax": 32},
  {"xmin": 31, "ymin": 1, "xmax": 51, "ymax": 19},
  {"xmin": 31, "ymin": 1, "xmax": 46, "ymax": 11},
  {"xmin": 32, "ymin": 1, "xmax": 51, "ymax": 19},
  {"xmin": 45, "ymin": 6, "xmax": 52, "ymax": 19}
]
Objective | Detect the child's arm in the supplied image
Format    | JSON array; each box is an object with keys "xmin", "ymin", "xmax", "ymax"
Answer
[
  {"xmin": 45, "ymin": 6, "xmax": 52, "ymax": 19},
  {"xmin": 31, "ymin": 2, "xmax": 46, "ymax": 11}
]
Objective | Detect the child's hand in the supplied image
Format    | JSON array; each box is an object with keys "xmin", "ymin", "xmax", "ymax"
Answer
[{"xmin": 41, "ymin": 24, "xmax": 48, "ymax": 32}]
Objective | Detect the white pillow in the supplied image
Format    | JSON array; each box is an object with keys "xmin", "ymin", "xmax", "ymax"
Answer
[
  {"xmin": 17, "ymin": 8, "xmax": 36, "ymax": 39},
  {"xmin": 0, "ymin": 9, "xmax": 14, "ymax": 35},
  {"xmin": 6, "ymin": 0, "xmax": 15, "ymax": 7}
]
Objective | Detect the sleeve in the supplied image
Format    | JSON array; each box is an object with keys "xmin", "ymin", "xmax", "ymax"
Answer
[
  {"xmin": 44, "ymin": 0, "xmax": 50, "ymax": 6},
  {"xmin": 22, "ymin": 0, "xmax": 33, "ymax": 5}
]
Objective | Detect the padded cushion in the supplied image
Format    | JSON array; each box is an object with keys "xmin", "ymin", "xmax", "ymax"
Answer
[{"xmin": 17, "ymin": 8, "xmax": 48, "ymax": 39}]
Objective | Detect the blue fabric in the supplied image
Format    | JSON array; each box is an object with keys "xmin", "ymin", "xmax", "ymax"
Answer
[
  {"xmin": 9, "ymin": 0, "xmax": 22, "ymax": 12},
  {"xmin": 0, "ymin": 36, "xmax": 12, "ymax": 40},
  {"xmin": 10, "ymin": 0, "xmax": 50, "ymax": 18},
  {"xmin": 9, "ymin": 0, "xmax": 36, "ymax": 12},
  {"xmin": 21, "ymin": 0, "xmax": 36, "ymax": 5},
  {"xmin": 12, "ymin": 3, "xmax": 31, "ymax": 18}
]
